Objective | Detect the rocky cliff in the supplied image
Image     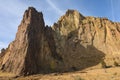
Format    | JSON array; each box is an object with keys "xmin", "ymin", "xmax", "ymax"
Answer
[
  {"xmin": 0, "ymin": 7, "xmax": 120, "ymax": 76},
  {"xmin": 0, "ymin": 7, "xmax": 63, "ymax": 75}
]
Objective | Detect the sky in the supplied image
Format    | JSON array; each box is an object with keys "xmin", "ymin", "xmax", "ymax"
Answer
[{"xmin": 0, "ymin": 0, "xmax": 120, "ymax": 50}]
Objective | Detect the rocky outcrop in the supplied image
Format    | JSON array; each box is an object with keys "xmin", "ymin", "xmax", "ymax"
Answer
[
  {"xmin": 0, "ymin": 7, "xmax": 120, "ymax": 76},
  {"xmin": 0, "ymin": 7, "xmax": 63, "ymax": 75},
  {"xmin": 52, "ymin": 10, "xmax": 120, "ymax": 69}
]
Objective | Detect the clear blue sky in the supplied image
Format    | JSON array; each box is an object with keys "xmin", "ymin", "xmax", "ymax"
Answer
[{"xmin": 0, "ymin": 0, "xmax": 120, "ymax": 50}]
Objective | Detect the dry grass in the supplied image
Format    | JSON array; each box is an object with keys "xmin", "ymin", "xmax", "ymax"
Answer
[
  {"xmin": 0, "ymin": 67, "xmax": 120, "ymax": 80},
  {"xmin": 0, "ymin": 71, "xmax": 15, "ymax": 77},
  {"xmin": 0, "ymin": 71, "xmax": 16, "ymax": 80}
]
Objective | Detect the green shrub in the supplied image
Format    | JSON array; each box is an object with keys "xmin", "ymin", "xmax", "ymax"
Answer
[
  {"xmin": 50, "ymin": 60, "xmax": 56, "ymax": 70},
  {"xmin": 74, "ymin": 76, "xmax": 85, "ymax": 80},
  {"xmin": 101, "ymin": 60, "xmax": 107, "ymax": 68},
  {"xmin": 114, "ymin": 61, "xmax": 119, "ymax": 66},
  {"xmin": 1, "ymin": 48, "xmax": 5, "ymax": 53}
]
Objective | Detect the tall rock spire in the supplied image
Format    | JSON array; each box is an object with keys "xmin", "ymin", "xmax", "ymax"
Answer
[
  {"xmin": 1, "ymin": 7, "xmax": 46, "ymax": 75},
  {"xmin": 1, "ymin": 7, "xmax": 63, "ymax": 76}
]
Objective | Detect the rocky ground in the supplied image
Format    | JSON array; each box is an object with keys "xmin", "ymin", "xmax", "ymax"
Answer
[{"xmin": 0, "ymin": 67, "xmax": 120, "ymax": 80}]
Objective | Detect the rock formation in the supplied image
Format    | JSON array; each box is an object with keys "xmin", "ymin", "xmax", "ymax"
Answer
[
  {"xmin": 0, "ymin": 7, "xmax": 63, "ymax": 75},
  {"xmin": 52, "ymin": 10, "xmax": 120, "ymax": 69},
  {"xmin": 0, "ymin": 7, "xmax": 120, "ymax": 76}
]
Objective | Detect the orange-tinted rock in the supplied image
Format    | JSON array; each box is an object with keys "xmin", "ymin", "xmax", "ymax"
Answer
[
  {"xmin": 0, "ymin": 7, "xmax": 62, "ymax": 75},
  {"xmin": 0, "ymin": 8, "xmax": 120, "ymax": 76}
]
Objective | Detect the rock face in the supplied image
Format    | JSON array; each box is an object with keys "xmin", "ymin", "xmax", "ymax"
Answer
[
  {"xmin": 0, "ymin": 7, "xmax": 62, "ymax": 75},
  {"xmin": 0, "ymin": 7, "xmax": 120, "ymax": 76},
  {"xmin": 52, "ymin": 10, "xmax": 120, "ymax": 69}
]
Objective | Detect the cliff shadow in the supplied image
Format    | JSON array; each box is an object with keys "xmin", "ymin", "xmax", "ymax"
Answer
[
  {"xmin": 51, "ymin": 29, "xmax": 105, "ymax": 73},
  {"xmin": 23, "ymin": 26, "xmax": 105, "ymax": 75}
]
